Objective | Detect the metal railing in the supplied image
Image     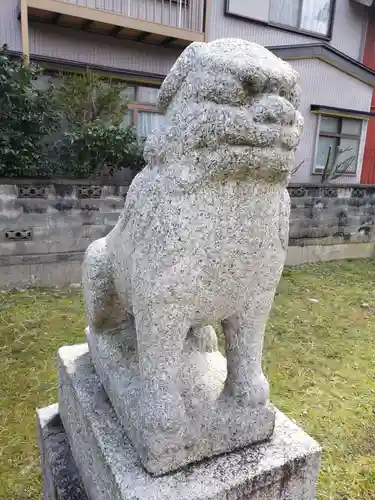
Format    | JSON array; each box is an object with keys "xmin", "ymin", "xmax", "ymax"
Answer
[{"xmin": 61, "ymin": 0, "xmax": 206, "ymax": 33}]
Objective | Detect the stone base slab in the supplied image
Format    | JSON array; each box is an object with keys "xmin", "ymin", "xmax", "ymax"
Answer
[
  {"xmin": 36, "ymin": 403, "xmax": 88, "ymax": 500},
  {"xmin": 86, "ymin": 326, "xmax": 275, "ymax": 475},
  {"xmin": 57, "ymin": 343, "xmax": 321, "ymax": 500}
]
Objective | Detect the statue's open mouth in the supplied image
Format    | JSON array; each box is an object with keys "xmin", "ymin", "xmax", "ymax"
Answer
[
  {"xmin": 213, "ymin": 123, "xmax": 300, "ymax": 152},
  {"xmin": 223, "ymin": 144, "xmax": 296, "ymax": 156}
]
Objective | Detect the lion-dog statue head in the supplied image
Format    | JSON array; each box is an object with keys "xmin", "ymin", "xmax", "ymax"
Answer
[{"xmin": 144, "ymin": 38, "xmax": 303, "ymax": 185}]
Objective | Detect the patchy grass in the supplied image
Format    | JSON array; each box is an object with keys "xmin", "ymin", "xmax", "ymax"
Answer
[
  {"xmin": 0, "ymin": 288, "xmax": 86, "ymax": 500},
  {"xmin": 265, "ymin": 260, "xmax": 375, "ymax": 499},
  {"xmin": 0, "ymin": 260, "xmax": 375, "ymax": 499}
]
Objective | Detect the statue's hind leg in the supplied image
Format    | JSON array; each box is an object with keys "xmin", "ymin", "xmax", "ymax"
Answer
[{"xmin": 83, "ymin": 238, "xmax": 130, "ymax": 337}]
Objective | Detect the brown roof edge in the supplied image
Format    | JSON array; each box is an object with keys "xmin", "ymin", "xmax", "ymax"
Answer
[
  {"xmin": 3, "ymin": 48, "xmax": 166, "ymax": 85},
  {"xmin": 5, "ymin": 41, "xmax": 375, "ymax": 88},
  {"xmin": 268, "ymin": 42, "xmax": 375, "ymax": 87}
]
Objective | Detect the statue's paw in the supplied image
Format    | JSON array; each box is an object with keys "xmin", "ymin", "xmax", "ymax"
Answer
[{"xmin": 225, "ymin": 373, "xmax": 269, "ymax": 408}]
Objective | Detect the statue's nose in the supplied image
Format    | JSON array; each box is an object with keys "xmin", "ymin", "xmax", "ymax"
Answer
[
  {"xmin": 253, "ymin": 95, "xmax": 297, "ymax": 126},
  {"xmin": 282, "ymin": 108, "xmax": 298, "ymax": 127}
]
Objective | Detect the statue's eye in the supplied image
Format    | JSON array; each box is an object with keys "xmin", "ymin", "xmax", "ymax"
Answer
[
  {"xmin": 244, "ymin": 79, "xmax": 261, "ymax": 96},
  {"xmin": 279, "ymin": 87, "xmax": 288, "ymax": 98}
]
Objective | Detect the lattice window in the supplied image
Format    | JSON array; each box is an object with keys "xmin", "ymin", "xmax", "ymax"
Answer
[
  {"xmin": 288, "ymin": 187, "xmax": 307, "ymax": 197},
  {"xmin": 352, "ymin": 188, "xmax": 366, "ymax": 198},
  {"xmin": 77, "ymin": 186, "xmax": 102, "ymax": 199},
  {"xmin": 5, "ymin": 229, "xmax": 32, "ymax": 241},
  {"xmin": 314, "ymin": 116, "xmax": 361, "ymax": 175},
  {"xmin": 17, "ymin": 185, "xmax": 46, "ymax": 198},
  {"xmin": 321, "ymin": 187, "xmax": 338, "ymax": 198}
]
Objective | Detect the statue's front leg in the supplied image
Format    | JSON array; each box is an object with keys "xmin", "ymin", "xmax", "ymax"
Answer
[
  {"xmin": 133, "ymin": 301, "xmax": 190, "ymax": 435},
  {"xmin": 222, "ymin": 284, "xmax": 277, "ymax": 407}
]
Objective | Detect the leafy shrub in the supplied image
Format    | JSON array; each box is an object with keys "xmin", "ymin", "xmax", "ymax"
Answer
[
  {"xmin": 0, "ymin": 46, "xmax": 60, "ymax": 177},
  {"xmin": 54, "ymin": 69, "xmax": 128, "ymax": 127},
  {"xmin": 53, "ymin": 124, "xmax": 145, "ymax": 178},
  {"xmin": 52, "ymin": 70, "xmax": 145, "ymax": 178}
]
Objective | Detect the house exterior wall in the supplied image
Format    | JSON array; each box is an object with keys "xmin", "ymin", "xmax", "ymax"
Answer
[
  {"xmin": 362, "ymin": 106, "xmax": 375, "ymax": 183},
  {"xmin": 1, "ymin": 0, "xmax": 374, "ymax": 185},
  {"xmin": 289, "ymin": 58, "xmax": 372, "ymax": 184},
  {"xmin": 0, "ymin": 1, "xmax": 185, "ymax": 74},
  {"xmin": 206, "ymin": 1, "xmax": 373, "ymax": 184},
  {"xmin": 0, "ymin": 0, "xmax": 22, "ymax": 51},
  {"xmin": 209, "ymin": 0, "xmax": 368, "ymax": 61},
  {"xmin": 29, "ymin": 23, "xmax": 182, "ymax": 76},
  {"xmin": 361, "ymin": 10, "xmax": 375, "ymax": 184},
  {"xmin": 1, "ymin": 1, "xmax": 369, "ymax": 64}
]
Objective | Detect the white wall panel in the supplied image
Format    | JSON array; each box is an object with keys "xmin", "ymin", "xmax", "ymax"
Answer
[{"xmin": 290, "ymin": 58, "xmax": 372, "ymax": 183}]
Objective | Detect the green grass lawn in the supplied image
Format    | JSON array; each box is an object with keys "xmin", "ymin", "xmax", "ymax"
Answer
[{"xmin": 0, "ymin": 260, "xmax": 375, "ymax": 499}]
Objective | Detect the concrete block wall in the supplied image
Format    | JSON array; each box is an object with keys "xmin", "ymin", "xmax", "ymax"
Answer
[
  {"xmin": 1, "ymin": 179, "xmax": 375, "ymax": 289},
  {"xmin": 0, "ymin": 179, "xmax": 127, "ymax": 289},
  {"xmin": 287, "ymin": 184, "xmax": 375, "ymax": 265},
  {"xmin": 288, "ymin": 184, "xmax": 375, "ymax": 245}
]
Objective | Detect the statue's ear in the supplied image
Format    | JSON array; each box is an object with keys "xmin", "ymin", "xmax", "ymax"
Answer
[{"xmin": 158, "ymin": 42, "xmax": 205, "ymax": 112}]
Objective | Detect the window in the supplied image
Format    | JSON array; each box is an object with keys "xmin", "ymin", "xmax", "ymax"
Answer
[
  {"xmin": 138, "ymin": 111, "xmax": 165, "ymax": 138},
  {"xmin": 269, "ymin": 0, "xmax": 334, "ymax": 37},
  {"xmin": 124, "ymin": 85, "xmax": 165, "ymax": 139},
  {"xmin": 137, "ymin": 86, "xmax": 160, "ymax": 105},
  {"xmin": 314, "ymin": 116, "xmax": 362, "ymax": 175}
]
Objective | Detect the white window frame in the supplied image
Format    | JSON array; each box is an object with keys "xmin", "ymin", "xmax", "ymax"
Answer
[
  {"xmin": 127, "ymin": 103, "xmax": 164, "ymax": 138},
  {"xmin": 226, "ymin": 0, "xmax": 335, "ymax": 39},
  {"xmin": 312, "ymin": 113, "xmax": 365, "ymax": 177},
  {"xmin": 269, "ymin": 0, "xmax": 335, "ymax": 38},
  {"xmin": 124, "ymin": 85, "xmax": 164, "ymax": 138}
]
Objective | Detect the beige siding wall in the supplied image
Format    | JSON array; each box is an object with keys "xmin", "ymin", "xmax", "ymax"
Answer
[
  {"xmin": 0, "ymin": 0, "xmax": 189, "ymax": 72},
  {"xmin": 209, "ymin": 0, "xmax": 368, "ymax": 61},
  {"xmin": 290, "ymin": 58, "xmax": 372, "ymax": 184},
  {"xmin": 1, "ymin": 1, "xmax": 369, "ymax": 68},
  {"xmin": 29, "ymin": 23, "xmax": 181, "ymax": 75},
  {"xmin": 0, "ymin": 1, "xmax": 370, "ymax": 62},
  {"xmin": 0, "ymin": 0, "xmax": 21, "ymax": 51}
]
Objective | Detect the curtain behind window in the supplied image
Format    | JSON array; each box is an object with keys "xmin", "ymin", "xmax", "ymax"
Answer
[
  {"xmin": 138, "ymin": 112, "xmax": 165, "ymax": 138},
  {"xmin": 269, "ymin": 0, "xmax": 331, "ymax": 34},
  {"xmin": 300, "ymin": 0, "xmax": 331, "ymax": 34},
  {"xmin": 269, "ymin": 0, "xmax": 299, "ymax": 27}
]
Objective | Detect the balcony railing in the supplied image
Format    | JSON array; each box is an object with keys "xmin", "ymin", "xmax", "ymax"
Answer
[
  {"xmin": 24, "ymin": 0, "xmax": 207, "ymax": 47},
  {"xmin": 64, "ymin": 0, "xmax": 205, "ymax": 33}
]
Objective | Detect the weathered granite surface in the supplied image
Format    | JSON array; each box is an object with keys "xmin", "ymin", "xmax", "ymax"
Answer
[
  {"xmin": 82, "ymin": 38, "xmax": 304, "ymax": 474},
  {"xmin": 58, "ymin": 344, "xmax": 321, "ymax": 500},
  {"xmin": 86, "ymin": 325, "xmax": 275, "ymax": 475},
  {"xmin": 36, "ymin": 403, "xmax": 88, "ymax": 500}
]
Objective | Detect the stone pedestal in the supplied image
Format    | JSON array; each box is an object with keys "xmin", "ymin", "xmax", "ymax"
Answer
[
  {"xmin": 86, "ymin": 325, "xmax": 275, "ymax": 475},
  {"xmin": 37, "ymin": 404, "xmax": 88, "ymax": 500},
  {"xmin": 37, "ymin": 343, "xmax": 321, "ymax": 500}
]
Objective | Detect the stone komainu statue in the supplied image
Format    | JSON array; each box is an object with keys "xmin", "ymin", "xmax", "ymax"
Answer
[{"xmin": 83, "ymin": 39, "xmax": 304, "ymax": 474}]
